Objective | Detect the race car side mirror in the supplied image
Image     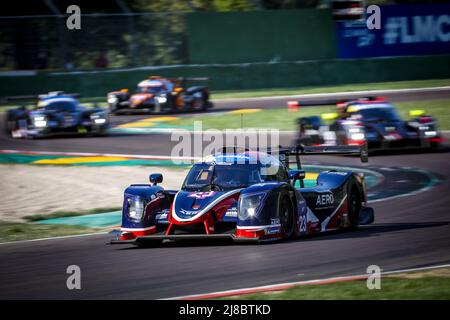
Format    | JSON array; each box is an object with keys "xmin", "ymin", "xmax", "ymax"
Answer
[
  {"xmin": 149, "ymin": 173, "xmax": 163, "ymax": 186},
  {"xmin": 321, "ymin": 113, "xmax": 338, "ymax": 121},
  {"xmin": 289, "ymin": 170, "xmax": 305, "ymax": 180},
  {"xmin": 289, "ymin": 170, "xmax": 306, "ymax": 188},
  {"xmin": 409, "ymin": 109, "xmax": 425, "ymax": 117}
]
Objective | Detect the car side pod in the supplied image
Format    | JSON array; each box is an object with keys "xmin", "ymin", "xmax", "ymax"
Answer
[{"xmin": 359, "ymin": 207, "xmax": 375, "ymax": 225}]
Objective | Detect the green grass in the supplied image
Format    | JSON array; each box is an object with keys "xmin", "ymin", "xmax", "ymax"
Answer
[
  {"xmin": 211, "ymin": 79, "xmax": 450, "ymax": 100},
  {"xmin": 396, "ymin": 100, "xmax": 450, "ymax": 130},
  {"xmin": 23, "ymin": 207, "xmax": 122, "ymax": 222},
  {"xmin": 170, "ymin": 99, "xmax": 450, "ymax": 131},
  {"xmin": 0, "ymin": 220, "xmax": 99, "ymax": 243},
  {"xmin": 174, "ymin": 107, "xmax": 335, "ymax": 131},
  {"xmin": 223, "ymin": 272, "xmax": 450, "ymax": 300}
]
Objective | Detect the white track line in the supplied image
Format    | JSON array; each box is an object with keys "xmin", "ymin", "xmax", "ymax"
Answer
[
  {"xmin": 0, "ymin": 149, "xmax": 200, "ymax": 161},
  {"xmin": 370, "ymin": 168, "xmax": 438, "ymax": 203},
  {"xmin": 213, "ymin": 86, "xmax": 450, "ymax": 103},
  {"xmin": 163, "ymin": 263, "xmax": 450, "ymax": 300},
  {"xmin": 0, "ymin": 231, "xmax": 109, "ymax": 246}
]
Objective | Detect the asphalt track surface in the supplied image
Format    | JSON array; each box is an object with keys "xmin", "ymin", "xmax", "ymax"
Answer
[
  {"xmin": 0, "ymin": 89, "xmax": 449, "ymax": 299},
  {"xmin": 1, "ymin": 87, "xmax": 450, "ymax": 155}
]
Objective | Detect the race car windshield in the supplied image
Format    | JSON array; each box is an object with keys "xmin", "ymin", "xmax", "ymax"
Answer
[
  {"xmin": 43, "ymin": 101, "xmax": 77, "ymax": 112},
  {"xmin": 139, "ymin": 86, "xmax": 164, "ymax": 94},
  {"xmin": 182, "ymin": 163, "xmax": 285, "ymax": 191},
  {"xmin": 352, "ymin": 106, "xmax": 401, "ymax": 122}
]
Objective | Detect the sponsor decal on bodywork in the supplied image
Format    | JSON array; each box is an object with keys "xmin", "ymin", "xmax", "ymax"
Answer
[
  {"xmin": 315, "ymin": 193, "xmax": 335, "ymax": 209},
  {"xmin": 188, "ymin": 191, "xmax": 216, "ymax": 199},
  {"xmin": 225, "ymin": 207, "xmax": 238, "ymax": 217}
]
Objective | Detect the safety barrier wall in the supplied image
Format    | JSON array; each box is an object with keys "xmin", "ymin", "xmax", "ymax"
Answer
[{"xmin": 1, "ymin": 54, "xmax": 449, "ymax": 99}]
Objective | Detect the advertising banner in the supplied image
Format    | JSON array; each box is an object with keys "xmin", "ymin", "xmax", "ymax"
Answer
[{"xmin": 337, "ymin": 3, "xmax": 450, "ymax": 58}]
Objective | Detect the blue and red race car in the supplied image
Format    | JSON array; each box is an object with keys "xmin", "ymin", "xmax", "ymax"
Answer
[
  {"xmin": 111, "ymin": 145, "xmax": 373, "ymax": 246},
  {"xmin": 5, "ymin": 91, "xmax": 109, "ymax": 138},
  {"xmin": 295, "ymin": 97, "xmax": 443, "ymax": 151}
]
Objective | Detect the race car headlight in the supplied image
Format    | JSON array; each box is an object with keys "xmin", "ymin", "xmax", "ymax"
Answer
[
  {"xmin": 94, "ymin": 118, "xmax": 106, "ymax": 124},
  {"xmin": 350, "ymin": 133, "xmax": 365, "ymax": 140},
  {"xmin": 107, "ymin": 95, "xmax": 118, "ymax": 104},
  {"xmin": 348, "ymin": 127, "xmax": 362, "ymax": 133},
  {"xmin": 32, "ymin": 116, "xmax": 47, "ymax": 128},
  {"xmin": 90, "ymin": 112, "xmax": 107, "ymax": 124},
  {"xmin": 127, "ymin": 197, "xmax": 146, "ymax": 221},
  {"xmin": 238, "ymin": 193, "xmax": 265, "ymax": 220},
  {"xmin": 156, "ymin": 96, "xmax": 167, "ymax": 104}
]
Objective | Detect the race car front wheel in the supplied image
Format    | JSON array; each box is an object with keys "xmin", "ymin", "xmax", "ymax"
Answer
[
  {"xmin": 190, "ymin": 97, "xmax": 209, "ymax": 112},
  {"xmin": 279, "ymin": 196, "xmax": 295, "ymax": 239},
  {"xmin": 109, "ymin": 103, "xmax": 119, "ymax": 115}
]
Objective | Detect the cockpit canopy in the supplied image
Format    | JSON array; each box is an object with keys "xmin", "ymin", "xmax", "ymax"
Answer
[
  {"xmin": 37, "ymin": 97, "xmax": 79, "ymax": 112},
  {"xmin": 182, "ymin": 152, "xmax": 289, "ymax": 191},
  {"xmin": 347, "ymin": 103, "xmax": 401, "ymax": 122},
  {"xmin": 137, "ymin": 79, "xmax": 173, "ymax": 94}
]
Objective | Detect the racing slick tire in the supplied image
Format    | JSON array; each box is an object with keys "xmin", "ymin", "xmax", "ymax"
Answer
[
  {"xmin": 429, "ymin": 140, "xmax": 442, "ymax": 150},
  {"xmin": 4, "ymin": 116, "xmax": 14, "ymax": 136},
  {"xmin": 346, "ymin": 182, "xmax": 362, "ymax": 229},
  {"xmin": 93, "ymin": 128, "xmax": 108, "ymax": 137},
  {"xmin": 109, "ymin": 103, "xmax": 120, "ymax": 115},
  {"xmin": 191, "ymin": 98, "xmax": 208, "ymax": 112},
  {"xmin": 5, "ymin": 110, "xmax": 19, "ymax": 136},
  {"xmin": 279, "ymin": 195, "xmax": 295, "ymax": 239}
]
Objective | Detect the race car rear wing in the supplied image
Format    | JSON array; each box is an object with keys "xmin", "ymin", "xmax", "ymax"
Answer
[
  {"xmin": 1, "ymin": 92, "xmax": 80, "ymax": 105},
  {"xmin": 273, "ymin": 144, "xmax": 368, "ymax": 187},
  {"xmin": 169, "ymin": 77, "xmax": 210, "ymax": 85},
  {"xmin": 274, "ymin": 144, "xmax": 368, "ymax": 169},
  {"xmin": 217, "ymin": 144, "xmax": 368, "ymax": 170},
  {"xmin": 286, "ymin": 96, "xmax": 386, "ymax": 108}
]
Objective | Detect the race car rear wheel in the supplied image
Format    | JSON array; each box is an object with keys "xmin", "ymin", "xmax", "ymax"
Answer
[
  {"xmin": 347, "ymin": 184, "xmax": 361, "ymax": 229},
  {"xmin": 5, "ymin": 111, "xmax": 17, "ymax": 136},
  {"xmin": 279, "ymin": 196, "xmax": 295, "ymax": 239},
  {"xmin": 4, "ymin": 119, "xmax": 14, "ymax": 136}
]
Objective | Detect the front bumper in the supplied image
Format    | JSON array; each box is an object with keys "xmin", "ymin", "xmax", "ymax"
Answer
[
  {"xmin": 367, "ymin": 136, "xmax": 443, "ymax": 151},
  {"xmin": 114, "ymin": 100, "xmax": 173, "ymax": 113},
  {"xmin": 110, "ymin": 233, "xmax": 260, "ymax": 245},
  {"xmin": 14, "ymin": 124, "xmax": 108, "ymax": 138}
]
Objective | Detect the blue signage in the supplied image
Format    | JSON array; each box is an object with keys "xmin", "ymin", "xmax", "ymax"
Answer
[{"xmin": 337, "ymin": 3, "xmax": 450, "ymax": 58}]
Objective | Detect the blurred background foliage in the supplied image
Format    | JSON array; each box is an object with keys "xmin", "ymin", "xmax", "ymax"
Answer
[{"xmin": 0, "ymin": 0, "xmax": 447, "ymax": 71}]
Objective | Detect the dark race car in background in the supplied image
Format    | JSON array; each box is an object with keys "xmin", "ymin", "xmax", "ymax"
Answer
[
  {"xmin": 111, "ymin": 145, "xmax": 373, "ymax": 246},
  {"xmin": 294, "ymin": 97, "xmax": 443, "ymax": 151},
  {"xmin": 5, "ymin": 92, "xmax": 109, "ymax": 139},
  {"xmin": 107, "ymin": 76, "xmax": 212, "ymax": 114}
]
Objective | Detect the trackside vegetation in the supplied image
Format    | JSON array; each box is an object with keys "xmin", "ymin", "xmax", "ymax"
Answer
[
  {"xmin": 171, "ymin": 99, "xmax": 450, "ymax": 131},
  {"xmin": 0, "ymin": 220, "xmax": 99, "ymax": 243},
  {"xmin": 222, "ymin": 268, "xmax": 450, "ymax": 300},
  {"xmin": 23, "ymin": 207, "xmax": 122, "ymax": 222}
]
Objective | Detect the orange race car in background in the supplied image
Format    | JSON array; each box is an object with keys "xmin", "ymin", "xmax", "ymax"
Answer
[{"xmin": 107, "ymin": 76, "xmax": 212, "ymax": 114}]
